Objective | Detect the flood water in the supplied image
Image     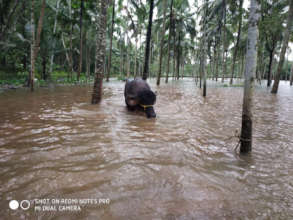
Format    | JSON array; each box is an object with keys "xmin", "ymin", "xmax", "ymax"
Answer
[{"xmin": 0, "ymin": 79, "xmax": 293, "ymax": 220}]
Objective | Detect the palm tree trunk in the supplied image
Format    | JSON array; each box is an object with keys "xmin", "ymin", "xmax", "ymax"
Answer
[
  {"xmin": 120, "ymin": 42, "xmax": 123, "ymax": 76},
  {"xmin": 290, "ymin": 64, "xmax": 293, "ymax": 86},
  {"xmin": 92, "ymin": 0, "xmax": 108, "ymax": 104},
  {"xmin": 49, "ymin": 0, "xmax": 61, "ymax": 76},
  {"xmin": 165, "ymin": 0, "xmax": 174, "ymax": 83},
  {"xmin": 106, "ymin": 0, "xmax": 115, "ymax": 82},
  {"xmin": 181, "ymin": 60, "xmax": 185, "ymax": 79},
  {"xmin": 240, "ymin": 0, "xmax": 260, "ymax": 154},
  {"xmin": 134, "ymin": 38, "xmax": 138, "ymax": 78},
  {"xmin": 241, "ymin": 54, "xmax": 245, "ymax": 78},
  {"xmin": 256, "ymin": 40, "xmax": 264, "ymax": 83},
  {"xmin": 86, "ymin": 44, "xmax": 90, "ymax": 80},
  {"xmin": 176, "ymin": 32, "xmax": 180, "ymax": 80},
  {"xmin": 172, "ymin": 23, "xmax": 176, "ymax": 80},
  {"xmin": 67, "ymin": 0, "xmax": 73, "ymax": 80},
  {"xmin": 126, "ymin": 37, "xmax": 130, "ymax": 78},
  {"xmin": 267, "ymin": 49, "xmax": 274, "ymax": 87},
  {"xmin": 221, "ymin": 0, "xmax": 226, "ymax": 83},
  {"xmin": 42, "ymin": 55, "xmax": 47, "ymax": 80},
  {"xmin": 77, "ymin": 0, "xmax": 84, "ymax": 81},
  {"xmin": 271, "ymin": 0, "xmax": 293, "ymax": 94},
  {"xmin": 142, "ymin": 0, "xmax": 154, "ymax": 80},
  {"xmin": 202, "ymin": 0, "xmax": 208, "ymax": 97},
  {"xmin": 215, "ymin": 43, "xmax": 220, "ymax": 82},
  {"xmin": 30, "ymin": 0, "xmax": 46, "ymax": 92},
  {"xmin": 156, "ymin": 0, "xmax": 168, "ymax": 85},
  {"xmin": 29, "ymin": 0, "xmax": 35, "ymax": 89},
  {"xmin": 212, "ymin": 44, "xmax": 216, "ymax": 80}
]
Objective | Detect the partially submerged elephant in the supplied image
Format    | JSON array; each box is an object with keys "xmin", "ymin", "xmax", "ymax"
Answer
[{"xmin": 124, "ymin": 79, "xmax": 156, "ymax": 118}]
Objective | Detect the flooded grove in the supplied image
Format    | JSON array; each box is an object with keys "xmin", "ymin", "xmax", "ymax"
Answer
[{"xmin": 0, "ymin": 79, "xmax": 293, "ymax": 220}]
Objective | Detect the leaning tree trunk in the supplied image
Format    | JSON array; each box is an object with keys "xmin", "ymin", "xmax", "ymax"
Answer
[
  {"xmin": 142, "ymin": 0, "xmax": 154, "ymax": 80},
  {"xmin": 240, "ymin": 0, "xmax": 260, "ymax": 154},
  {"xmin": 91, "ymin": 0, "xmax": 108, "ymax": 104},
  {"xmin": 106, "ymin": 0, "xmax": 115, "ymax": 82},
  {"xmin": 271, "ymin": 0, "xmax": 293, "ymax": 94},
  {"xmin": 77, "ymin": 0, "xmax": 84, "ymax": 81},
  {"xmin": 230, "ymin": 0, "xmax": 243, "ymax": 85},
  {"xmin": 156, "ymin": 0, "xmax": 168, "ymax": 85},
  {"xmin": 30, "ymin": 0, "xmax": 46, "ymax": 92}
]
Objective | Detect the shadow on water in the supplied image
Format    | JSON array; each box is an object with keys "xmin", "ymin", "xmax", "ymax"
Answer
[{"xmin": 0, "ymin": 79, "xmax": 293, "ymax": 219}]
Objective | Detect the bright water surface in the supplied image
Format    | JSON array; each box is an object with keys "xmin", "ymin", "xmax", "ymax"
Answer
[{"xmin": 0, "ymin": 79, "xmax": 293, "ymax": 219}]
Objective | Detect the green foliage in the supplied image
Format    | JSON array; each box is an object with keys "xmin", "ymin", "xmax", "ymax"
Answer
[
  {"xmin": 0, "ymin": 70, "xmax": 28, "ymax": 86},
  {"xmin": 0, "ymin": 0, "xmax": 291, "ymax": 88},
  {"xmin": 117, "ymin": 75, "xmax": 127, "ymax": 81}
]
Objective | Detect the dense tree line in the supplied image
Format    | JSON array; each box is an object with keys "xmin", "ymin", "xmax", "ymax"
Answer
[
  {"xmin": 1, "ymin": 0, "xmax": 293, "ymax": 153},
  {"xmin": 0, "ymin": 0, "xmax": 292, "ymax": 88}
]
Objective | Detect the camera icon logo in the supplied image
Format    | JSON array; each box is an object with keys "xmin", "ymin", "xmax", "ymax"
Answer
[{"xmin": 9, "ymin": 200, "xmax": 30, "ymax": 210}]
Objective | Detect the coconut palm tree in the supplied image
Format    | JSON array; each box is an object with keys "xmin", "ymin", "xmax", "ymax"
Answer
[
  {"xmin": 92, "ymin": 0, "xmax": 108, "ymax": 104},
  {"xmin": 239, "ymin": 0, "xmax": 260, "ymax": 153},
  {"xmin": 142, "ymin": 0, "xmax": 154, "ymax": 80},
  {"xmin": 271, "ymin": 0, "xmax": 293, "ymax": 94}
]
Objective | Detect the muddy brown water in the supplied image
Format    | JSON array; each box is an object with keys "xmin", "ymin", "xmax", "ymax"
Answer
[{"xmin": 0, "ymin": 79, "xmax": 292, "ymax": 220}]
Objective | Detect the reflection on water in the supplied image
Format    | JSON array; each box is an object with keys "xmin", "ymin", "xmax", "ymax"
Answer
[{"xmin": 0, "ymin": 79, "xmax": 293, "ymax": 219}]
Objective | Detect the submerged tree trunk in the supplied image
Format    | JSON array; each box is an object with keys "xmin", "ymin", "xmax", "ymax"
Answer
[
  {"xmin": 157, "ymin": 0, "xmax": 168, "ymax": 85},
  {"xmin": 91, "ymin": 0, "xmax": 108, "ymax": 104},
  {"xmin": 240, "ymin": 0, "xmax": 260, "ymax": 154},
  {"xmin": 142, "ymin": 0, "xmax": 154, "ymax": 80},
  {"xmin": 230, "ymin": 0, "xmax": 243, "ymax": 85},
  {"xmin": 42, "ymin": 55, "xmax": 47, "ymax": 80},
  {"xmin": 68, "ymin": 0, "xmax": 73, "ymax": 79},
  {"xmin": 202, "ymin": 0, "xmax": 208, "ymax": 97},
  {"xmin": 106, "ymin": 0, "xmax": 115, "ymax": 82},
  {"xmin": 256, "ymin": 40, "xmax": 264, "ymax": 83},
  {"xmin": 271, "ymin": 0, "xmax": 293, "ymax": 94},
  {"xmin": 119, "ymin": 42, "xmax": 123, "ymax": 76},
  {"xmin": 172, "ymin": 21, "xmax": 176, "ymax": 80},
  {"xmin": 215, "ymin": 41, "xmax": 220, "ymax": 81},
  {"xmin": 30, "ymin": 0, "xmax": 46, "ymax": 92},
  {"xmin": 176, "ymin": 33, "xmax": 181, "ymax": 80},
  {"xmin": 77, "ymin": 0, "xmax": 84, "ymax": 81},
  {"xmin": 86, "ymin": 41, "xmax": 90, "ymax": 80},
  {"xmin": 290, "ymin": 64, "xmax": 293, "ymax": 86},
  {"xmin": 267, "ymin": 49, "xmax": 274, "ymax": 87},
  {"xmin": 182, "ymin": 62, "xmax": 185, "ymax": 78}
]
